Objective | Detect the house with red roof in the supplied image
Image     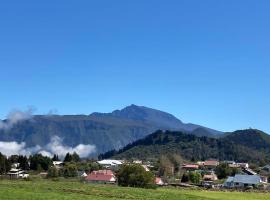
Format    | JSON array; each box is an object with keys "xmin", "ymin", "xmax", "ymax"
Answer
[
  {"xmin": 182, "ymin": 164, "xmax": 199, "ymax": 171},
  {"xmin": 203, "ymin": 160, "xmax": 219, "ymax": 169},
  {"xmin": 85, "ymin": 170, "xmax": 116, "ymax": 184}
]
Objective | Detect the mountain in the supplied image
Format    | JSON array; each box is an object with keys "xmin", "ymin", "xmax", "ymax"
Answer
[
  {"xmin": 0, "ymin": 105, "xmax": 222, "ymax": 156},
  {"xmin": 99, "ymin": 129, "xmax": 270, "ymax": 165}
]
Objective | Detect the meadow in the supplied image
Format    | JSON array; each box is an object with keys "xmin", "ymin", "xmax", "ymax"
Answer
[{"xmin": 0, "ymin": 179, "xmax": 270, "ymax": 200}]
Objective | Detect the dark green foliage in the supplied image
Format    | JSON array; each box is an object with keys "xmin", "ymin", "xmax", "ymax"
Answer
[
  {"xmin": 29, "ymin": 154, "xmax": 52, "ymax": 171},
  {"xmin": 0, "ymin": 153, "xmax": 10, "ymax": 174},
  {"xmin": 181, "ymin": 172, "xmax": 189, "ymax": 183},
  {"xmin": 18, "ymin": 155, "xmax": 29, "ymax": 170},
  {"xmin": 215, "ymin": 163, "xmax": 232, "ymax": 179},
  {"xmin": 47, "ymin": 166, "xmax": 59, "ymax": 178},
  {"xmin": 52, "ymin": 154, "xmax": 59, "ymax": 161},
  {"xmin": 64, "ymin": 153, "xmax": 73, "ymax": 162},
  {"xmin": 104, "ymin": 129, "xmax": 270, "ymax": 165},
  {"xmin": 188, "ymin": 171, "xmax": 202, "ymax": 184},
  {"xmin": 64, "ymin": 152, "xmax": 80, "ymax": 163},
  {"xmin": 63, "ymin": 163, "xmax": 78, "ymax": 177},
  {"xmin": 117, "ymin": 164, "xmax": 156, "ymax": 189},
  {"xmin": 8, "ymin": 155, "xmax": 19, "ymax": 164}
]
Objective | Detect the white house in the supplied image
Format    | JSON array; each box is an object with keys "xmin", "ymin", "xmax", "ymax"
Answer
[{"xmin": 7, "ymin": 169, "xmax": 29, "ymax": 179}]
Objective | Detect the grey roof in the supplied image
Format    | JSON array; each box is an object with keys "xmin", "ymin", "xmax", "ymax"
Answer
[
  {"xmin": 225, "ymin": 176, "xmax": 234, "ymax": 183},
  {"xmin": 233, "ymin": 175, "xmax": 261, "ymax": 184}
]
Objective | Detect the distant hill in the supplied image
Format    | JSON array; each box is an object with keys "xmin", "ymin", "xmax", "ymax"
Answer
[
  {"xmin": 99, "ymin": 129, "xmax": 270, "ymax": 165},
  {"xmin": 0, "ymin": 104, "xmax": 222, "ymax": 156}
]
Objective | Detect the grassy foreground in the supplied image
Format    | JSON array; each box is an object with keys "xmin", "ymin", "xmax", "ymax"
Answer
[{"xmin": 0, "ymin": 179, "xmax": 270, "ymax": 200}]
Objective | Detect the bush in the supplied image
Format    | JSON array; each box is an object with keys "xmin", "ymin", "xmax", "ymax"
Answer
[
  {"xmin": 117, "ymin": 164, "xmax": 156, "ymax": 189},
  {"xmin": 188, "ymin": 171, "xmax": 202, "ymax": 184}
]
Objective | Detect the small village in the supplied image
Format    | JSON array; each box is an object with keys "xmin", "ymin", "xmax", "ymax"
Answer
[{"xmin": 3, "ymin": 155, "xmax": 270, "ymax": 191}]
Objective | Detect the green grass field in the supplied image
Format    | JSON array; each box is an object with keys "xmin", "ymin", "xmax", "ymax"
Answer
[{"xmin": 0, "ymin": 179, "xmax": 269, "ymax": 200}]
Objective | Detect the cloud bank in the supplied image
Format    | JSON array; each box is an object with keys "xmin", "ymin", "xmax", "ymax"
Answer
[
  {"xmin": 0, "ymin": 136, "xmax": 96, "ymax": 158},
  {"xmin": 0, "ymin": 108, "xmax": 34, "ymax": 130}
]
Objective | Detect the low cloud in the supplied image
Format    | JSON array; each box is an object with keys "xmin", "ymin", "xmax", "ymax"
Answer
[
  {"xmin": 43, "ymin": 136, "xmax": 96, "ymax": 158},
  {"xmin": 0, "ymin": 136, "xmax": 96, "ymax": 158},
  {"xmin": 0, "ymin": 108, "xmax": 34, "ymax": 130}
]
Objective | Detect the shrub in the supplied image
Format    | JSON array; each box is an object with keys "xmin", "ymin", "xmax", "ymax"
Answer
[{"xmin": 117, "ymin": 164, "xmax": 156, "ymax": 189}]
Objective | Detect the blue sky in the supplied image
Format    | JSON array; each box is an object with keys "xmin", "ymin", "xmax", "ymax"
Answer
[{"xmin": 0, "ymin": 0, "xmax": 270, "ymax": 133}]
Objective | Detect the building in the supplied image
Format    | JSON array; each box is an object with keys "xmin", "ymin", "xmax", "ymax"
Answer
[
  {"xmin": 78, "ymin": 171, "xmax": 87, "ymax": 178},
  {"xmin": 85, "ymin": 170, "xmax": 116, "ymax": 184},
  {"xmin": 155, "ymin": 177, "xmax": 164, "ymax": 186},
  {"xmin": 182, "ymin": 164, "xmax": 199, "ymax": 171},
  {"xmin": 204, "ymin": 160, "xmax": 219, "ymax": 168},
  {"xmin": 7, "ymin": 169, "xmax": 29, "ymax": 179},
  {"xmin": 237, "ymin": 163, "xmax": 249, "ymax": 168},
  {"xmin": 223, "ymin": 174, "xmax": 263, "ymax": 188},
  {"xmin": 203, "ymin": 173, "xmax": 218, "ymax": 181},
  {"xmin": 97, "ymin": 160, "xmax": 123, "ymax": 169},
  {"xmin": 52, "ymin": 161, "xmax": 64, "ymax": 169}
]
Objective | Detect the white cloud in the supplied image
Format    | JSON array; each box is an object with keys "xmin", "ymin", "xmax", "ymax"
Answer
[
  {"xmin": 0, "ymin": 141, "xmax": 41, "ymax": 157},
  {"xmin": 0, "ymin": 108, "xmax": 34, "ymax": 130},
  {"xmin": 45, "ymin": 136, "xmax": 96, "ymax": 158},
  {"xmin": 0, "ymin": 136, "xmax": 96, "ymax": 158}
]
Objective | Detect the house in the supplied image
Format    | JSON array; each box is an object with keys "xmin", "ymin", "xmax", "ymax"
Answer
[
  {"xmin": 237, "ymin": 163, "xmax": 249, "ymax": 168},
  {"xmin": 133, "ymin": 160, "xmax": 143, "ymax": 164},
  {"xmin": 182, "ymin": 164, "xmax": 199, "ymax": 171},
  {"xmin": 223, "ymin": 174, "xmax": 263, "ymax": 188},
  {"xmin": 85, "ymin": 170, "xmax": 116, "ymax": 184},
  {"xmin": 155, "ymin": 177, "xmax": 164, "ymax": 186},
  {"xmin": 204, "ymin": 160, "xmax": 219, "ymax": 168},
  {"xmin": 203, "ymin": 173, "xmax": 218, "ymax": 181},
  {"xmin": 52, "ymin": 161, "xmax": 64, "ymax": 169},
  {"xmin": 11, "ymin": 163, "xmax": 20, "ymax": 168},
  {"xmin": 97, "ymin": 160, "xmax": 123, "ymax": 169},
  {"xmin": 7, "ymin": 169, "xmax": 29, "ymax": 179},
  {"xmin": 78, "ymin": 171, "xmax": 87, "ymax": 178},
  {"xmin": 142, "ymin": 165, "xmax": 150, "ymax": 172}
]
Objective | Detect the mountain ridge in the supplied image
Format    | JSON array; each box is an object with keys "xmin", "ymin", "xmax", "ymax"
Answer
[
  {"xmin": 0, "ymin": 104, "xmax": 222, "ymax": 156},
  {"xmin": 99, "ymin": 129, "xmax": 270, "ymax": 165}
]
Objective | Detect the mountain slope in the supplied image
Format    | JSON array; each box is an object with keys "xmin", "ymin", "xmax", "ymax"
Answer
[
  {"xmin": 100, "ymin": 129, "xmax": 270, "ymax": 165},
  {"xmin": 0, "ymin": 105, "xmax": 222, "ymax": 156}
]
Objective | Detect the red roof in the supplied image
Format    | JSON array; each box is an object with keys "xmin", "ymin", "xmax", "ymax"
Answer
[
  {"xmin": 85, "ymin": 170, "xmax": 116, "ymax": 182},
  {"xmin": 204, "ymin": 160, "xmax": 219, "ymax": 166},
  {"xmin": 183, "ymin": 164, "xmax": 199, "ymax": 169}
]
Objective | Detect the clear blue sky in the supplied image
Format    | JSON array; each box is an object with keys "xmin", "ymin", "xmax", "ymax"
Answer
[{"xmin": 0, "ymin": 0, "xmax": 270, "ymax": 133}]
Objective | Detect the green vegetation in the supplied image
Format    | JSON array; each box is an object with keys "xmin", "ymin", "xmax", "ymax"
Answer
[
  {"xmin": 0, "ymin": 179, "xmax": 270, "ymax": 200},
  {"xmin": 100, "ymin": 129, "xmax": 270, "ymax": 165},
  {"xmin": 117, "ymin": 164, "xmax": 155, "ymax": 188}
]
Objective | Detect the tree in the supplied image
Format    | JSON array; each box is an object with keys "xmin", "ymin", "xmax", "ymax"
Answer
[
  {"xmin": 158, "ymin": 155, "xmax": 174, "ymax": 177},
  {"xmin": 64, "ymin": 153, "xmax": 72, "ymax": 163},
  {"xmin": 215, "ymin": 163, "xmax": 231, "ymax": 179},
  {"xmin": 64, "ymin": 152, "xmax": 80, "ymax": 163},
  {"xmin": 52, "ymin": 154, "xmax": 59, "ymax": 161},
  {"xmin": 181, "ymin": 172, "xmax": 189, "ymax": 183},
  {"xmin": 188, "ymin": 171, "xmax": 202, "ymax": 184},
  {"xmin": 29, "ymin": 154, "xmax": 52, "ymax": 171},
  {"xmin": 47, "ymin": 166, "xmax": 59, "ymax": 178},
  {"xmin": 117, "ymin": 164, "xmax": 155, "ymax": 189},
  {"xmin": 18, "ymin": 155, "xmax": 29, "ymax": 170},
  {"xmin": 71, "ymin": 152, "xmax": 80, "ymax": 162},
  {"xmin": 63, "ymin": 163, "xmax": 78, "ymax": 177},
  {"xmin": 0, "ymin": 153, "xmax": 11, "ymax": 174}
]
